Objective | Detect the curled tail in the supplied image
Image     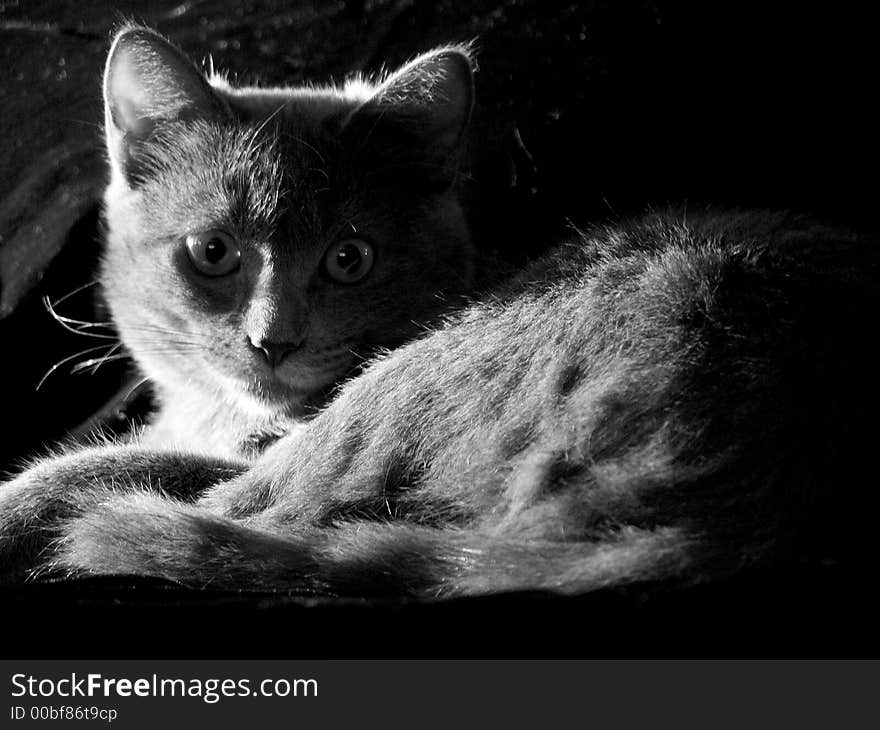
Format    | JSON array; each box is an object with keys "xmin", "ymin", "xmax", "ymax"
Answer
[{"xmin": 53, "ymin": 492, "xmax": 696, "ymax": 597}]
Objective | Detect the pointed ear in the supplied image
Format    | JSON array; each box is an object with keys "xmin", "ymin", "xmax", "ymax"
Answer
[
  {"xmin": 103, "ymin": 27, "xmax": 227, "ymax": 183},
  {"xmin": 343, "ymin": 46, "xmax": 474, "ymax": 185}
]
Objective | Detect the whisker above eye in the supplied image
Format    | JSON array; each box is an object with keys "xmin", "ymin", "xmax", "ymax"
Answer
[
  {"xmin": 284, "ymin": 133, "xmax": 326, "ymax": 166},
  {"xmin": 248, "ymin": 102, "xmax": 288, "ymax": 151}
]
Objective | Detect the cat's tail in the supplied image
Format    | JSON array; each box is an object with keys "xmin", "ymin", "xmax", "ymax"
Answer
[{"xmin": 50, "ymin": 492, "xmax": 696, "ymax": 597}]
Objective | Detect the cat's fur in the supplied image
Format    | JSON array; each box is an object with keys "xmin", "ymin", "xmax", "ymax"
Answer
[{"xmin": 0, "ymin": 28, "xmax": 878, "ymax": 597}]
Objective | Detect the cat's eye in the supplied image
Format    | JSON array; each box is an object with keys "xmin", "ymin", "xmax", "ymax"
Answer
[
  {"xmin": 185, "ymin": 230, "xmax": 241, "ymax": 276},
  {"xmin": 323, "ymin": 238, "xmax": 375, "ymax": 284}
]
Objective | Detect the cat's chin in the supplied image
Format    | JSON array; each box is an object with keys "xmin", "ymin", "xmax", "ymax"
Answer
[{"xmin": 231, "ymin": 367, "xmax": 341, "ymax": 418}]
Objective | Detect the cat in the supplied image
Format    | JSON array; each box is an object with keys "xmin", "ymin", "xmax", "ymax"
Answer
[{"xmin": 0, "ymin": 26, "xmax": 878, "ymax": 597}]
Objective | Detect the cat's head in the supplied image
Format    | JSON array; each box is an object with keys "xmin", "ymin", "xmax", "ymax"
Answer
[{"xmin": 101, "ymin": 26, "xmax": 475, "ymax": 418}]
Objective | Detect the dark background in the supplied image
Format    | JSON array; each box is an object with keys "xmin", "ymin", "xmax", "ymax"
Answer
[{"xmin": 0, "ymin": 0, "xmax": 878, "ymax": 657}]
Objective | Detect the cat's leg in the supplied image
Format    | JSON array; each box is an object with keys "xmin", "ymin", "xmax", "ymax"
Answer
[{"xmin": 0, "ymin": 445, "xmax": 246, "ymax": 582}]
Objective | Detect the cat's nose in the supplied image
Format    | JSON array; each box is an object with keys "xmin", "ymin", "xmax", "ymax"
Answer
[{"xmin": 248, "ymin": 336, "xmax": 303, "ymax": 368}]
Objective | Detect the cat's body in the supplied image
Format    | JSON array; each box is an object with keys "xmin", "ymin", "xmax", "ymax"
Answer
[{"xmin": 0, "ymin": 28, "xmax": 877, "ymax": 597}]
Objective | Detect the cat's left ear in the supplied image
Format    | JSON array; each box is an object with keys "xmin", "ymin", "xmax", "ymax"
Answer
[
  {"xmin": 342, "ymin": 46, "xmax": 474, "ymax": 184},
  {"xmin": 103, "ymin": 26, "xmax": 228, "ymax": 184}
]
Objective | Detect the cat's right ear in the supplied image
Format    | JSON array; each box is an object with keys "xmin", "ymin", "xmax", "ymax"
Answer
[
  {"xmin": 339, "ymin": 46, "xmax": 475, "ymax": 187},
  {"xmin": 103, "ymin": 26, "xmax": 227, "ymax": 184}
]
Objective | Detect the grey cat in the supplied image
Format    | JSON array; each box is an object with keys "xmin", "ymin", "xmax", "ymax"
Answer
[{"xmin": 0, "ymin": 26, "xmax": 876, "ymax": 596}]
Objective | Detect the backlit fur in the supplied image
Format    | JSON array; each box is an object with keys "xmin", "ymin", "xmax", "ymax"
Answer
[{"xmin": 1, "ymin": 28, "xmax": 878, "ymax": 597}]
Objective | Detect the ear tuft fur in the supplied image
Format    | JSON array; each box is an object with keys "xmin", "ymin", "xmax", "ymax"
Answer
[
  {"xmin": 103, "ymin": 25, "xmax": 226, "ymax": 183},
  {"xmin": 342, "ymin": 45, "xmax": 475, "ymax": 180}
]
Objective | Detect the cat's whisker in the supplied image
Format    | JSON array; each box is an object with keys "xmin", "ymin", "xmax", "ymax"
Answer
[
  {"xmin": 121, "ymin": 375, "xmax": 152, "ymax": 402},
  {"xmin": 69, "ymin": 353, "xmax": 130, "ymax": 375},
  {"xmin": 248, "ymin": 102, "xmax": 288, "ymax": 151},
  {"xmin": 124, "ymin": 333, "xmax": 203, "ymax": 347},
  {"xmin": 69, "ymin": 343, "xmax": 127, "ymax": 376},
  {"xmin": 46, "ymin": 280, "xmax": 100, "ymax": 309},
  {"xmin": 69, "ymin": 321, "xmax": 116, "ymax": 331},
  {"xmin": 307, "ymin": 167, "xmax": 330, "ymax": 182},
  {"xmin": 286, "ymin": 133, "xmax": 326, "ymax": 166},
  {"xmin": 128, "ymin": 326, "xmax": 202, "ymax": 338},
  {"xmin": 43, "ymin": 295, "xmax": 118, "ymax": 341},
  {"xmin": 125, "ymin": 332, "xmax": 205, "ymax": 349},
  {"xmin": 121, "ymin": 322, "xmax": 208, "ymax": 341},
  {"xmin": 124, "ymin": 334, "xmax": 205, "ymax": 346},
  {"xmin": 36, "ymin": 344, "xmax": 121, "ymax": 391},
  {"xmin": 125, "ymin": 348, "xmax": 204, "ymax": 357}
]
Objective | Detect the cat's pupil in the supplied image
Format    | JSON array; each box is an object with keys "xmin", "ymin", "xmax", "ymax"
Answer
[
  {"xmin": 205, "ymin": 238, "xmax": 227, "ymax": 264},
  {"xmin": 337, "ymin": 244, "xmax": 362, "ymax": 274}
]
